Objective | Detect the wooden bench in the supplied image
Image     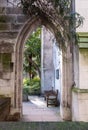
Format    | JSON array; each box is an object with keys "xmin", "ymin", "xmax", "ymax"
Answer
[{"xmin": 44, "ymin": 89, "xmax": 58, "ymax": 107}]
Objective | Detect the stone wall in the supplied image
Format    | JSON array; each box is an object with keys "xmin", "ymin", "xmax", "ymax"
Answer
[
  {"xmin": 41, "ymin": 27, "xmax": 54, "ymax": 92},
  {"xmin": 71, "ymin": 0, "xmax": 88, "ymax": 121},
  {"xmin": 79, "ymin": 49, "xmax": 88, "ymax": 89},
  {"xmin": 72, "ymin": 89, "xmax": 88, "ymax": 121},
  {"xmin": 0, "ymin": 2, "xmax": 27, "ymax": 108},
  {"xmin": 72, "ymin": 35, "xmax": 88, "ymax": 121},
  {"xmin": 0, "ymin": 97, "xmax": 11, "ymax": 121}
]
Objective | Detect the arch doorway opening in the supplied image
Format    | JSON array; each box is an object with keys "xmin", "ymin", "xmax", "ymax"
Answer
[
  {"xmin": 22, "ymin": 26, "xmax": 62, "ymax": 121},
  {"xmin": 15, "ymin": 16, "xmax": 73, "ymax": 121}
]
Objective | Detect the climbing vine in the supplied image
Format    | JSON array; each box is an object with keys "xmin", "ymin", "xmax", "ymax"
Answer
[
  {"xmin": 20, "ymin": 0, "xmax": 84, "ymax": 50},
  {"xmin": 7, "ymin": 0, "xmax": 84, "ymax": 50},
  {"xmin": 21, "ymin": 0, "xmax": 71, "ymax": 15}
]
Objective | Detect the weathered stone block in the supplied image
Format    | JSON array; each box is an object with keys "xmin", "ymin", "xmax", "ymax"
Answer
[
  {"xmin": 0, "ymin": 15, "xmax": 6, "ymax": 22},
  {"xmin": 0, "ymin": 97, "xmax": 11, "ymax": 121},
  {"xmin": 0, "ymin": 23, "xmax": 11, "ymax": 30},
  {"xmin": 78, "ymin": 93, "xmax": 88, "ymax": 100},
  {"xmin": 79, "ymin": 48, "xmax": 88, "ymax": 89},
  {"xmin": 3, "ymin": 72, "xmax": 11, "ymax": 80},
  {"xmin": 0, "ymin": 31, "xmax": 18, "ymax": 39},
  {"xmin": 79, "ymin": 99, "xmax": 88, "ymax": 115},
  {"xmin": 0, "ymin": 14, "xmax": 17, "ymax": 23},
  {"xmin": 0, "ymin": 63, "xmax": 3, "ymax": 71},
  {"xmin": 72, "ymin": 92, "xmax": 79, "ymax": 121},
  {"xmin": 72, "ymin": 90, "xmax": 88, "ymax": 122},
  {"xmin": 0, "ymin": 71, "xmax": 3, "ymax": 78},
  {"xmin": 0, "ymin": 7, "xmax": 6, "ymax": 14},
  {"xmin": 17, "ymin": 15, "xmax": 29, "ymax": 23},
  {"xmin": 11, "ymin": 23, "xmax": 23, "ymax": 30},
  {"xmin": 0, "ymin": 79, "xmax": 10, "ymax": 87},
  {"xmin": 0, "ymin": 41, "xmax": 14, "ymax": 53},
  {"xmin": 0, "ymin": 0, "xmax": 7, "ymax": 7},
  {"xmin": 6, "ymin": 7, "xmax": 23, "ymax": 14}
]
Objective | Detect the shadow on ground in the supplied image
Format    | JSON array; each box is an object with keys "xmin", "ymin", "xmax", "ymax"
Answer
[{"xmin": 22, "ymin": 95, "xmax": 61, "ymax": 122}]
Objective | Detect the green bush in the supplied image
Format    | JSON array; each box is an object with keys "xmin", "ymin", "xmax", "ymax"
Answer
[
  {"xmin": 23, "ymin": 78, "xmax": 30, "ymax": 86},
  {"xmin": 23, "ymin": 77, "xmax": 41, "ymax": 95},
  {"xmin": 23, "ymin": 87, "xmax": 29, "ymax": 95}
]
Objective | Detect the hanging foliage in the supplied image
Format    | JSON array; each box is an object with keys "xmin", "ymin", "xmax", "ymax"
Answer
[{"xmin": 19, "ymin": 0, "xmax": 84, "ymax": 50}]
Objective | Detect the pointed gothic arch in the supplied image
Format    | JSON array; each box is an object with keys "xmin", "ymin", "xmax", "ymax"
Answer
[
  {"xmin": 0, "ymin": 0, "xmax": 87, "ymax": 122},
  {"xmin": 14, "ymin": 14, "xmax": 73, "ymax": 120}
]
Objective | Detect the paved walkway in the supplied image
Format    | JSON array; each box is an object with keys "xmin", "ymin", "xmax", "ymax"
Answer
[{"xmin": 21, "ymin": 96, "xmax": 62, "ymax": 122}]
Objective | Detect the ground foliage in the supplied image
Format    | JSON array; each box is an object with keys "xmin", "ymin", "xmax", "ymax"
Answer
[{"xmin": 20, "ymin": 0, "xmax": 84, "ymax": 50}]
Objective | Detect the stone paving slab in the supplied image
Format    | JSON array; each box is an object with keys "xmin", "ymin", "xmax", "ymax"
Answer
[{"xmin": 22, "ymin": 96, "xmax": 61, "ymax": 122}]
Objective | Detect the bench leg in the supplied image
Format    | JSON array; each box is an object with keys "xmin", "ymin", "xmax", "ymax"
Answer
[{"xmin": 47, "ymin": 98, "xmax": 48, "ymax": 107}]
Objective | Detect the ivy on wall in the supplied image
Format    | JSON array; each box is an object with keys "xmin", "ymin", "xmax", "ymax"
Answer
[
  {"xmin": 0, "ymin": 53, "xmax": 11, "ymax": 72},
  {"xmin": 20, "ymin": 0, "xmax": 84, "ymax": 50}
]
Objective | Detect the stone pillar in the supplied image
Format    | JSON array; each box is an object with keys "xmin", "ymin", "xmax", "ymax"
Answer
[
  {"xmin": 41, "ymin": 27, "xmax": 54, "ymax": 93},
  {"xmin": 72, "ymin": 44, "xmax": 79, "ymax": 121},
  {"xmin": 60, "ymin": 47, "xmax": 73, "ymax": 120}
]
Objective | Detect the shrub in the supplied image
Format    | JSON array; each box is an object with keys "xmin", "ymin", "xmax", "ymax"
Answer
[
  {"xmin": 23, "ymin": 78, "xmax": 30, "ymax": 87},
  {"xmin": 23, "ymin": 87, "xmax": 29, "ymax": 94},
  {"xmin": 23, "ymin": 77, "xmax": 41, "ymax": 95}
]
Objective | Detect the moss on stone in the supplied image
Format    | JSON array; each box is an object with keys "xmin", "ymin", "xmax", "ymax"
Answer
[
  {"xmin": 0, "ymin": 15, "xmax": 6, "ymax": 23},
  {"xmin": 0, "ymin": 95, "xmax": 6, "ymax": 98},
  {"xmin": 2, "ymin": 53, "xmax": 11, "ymax": 62},
  {"xmin": 0, "ymin": 53, "xmax": 11, "ymax": 71},
  {"xmin": 2, "ymin": 53, "xmax": 11, "ymax": 71},
  {"xmin": 0, "ymin": 7, "xmax": 6, "ymax": 14},
  {"xmin": 0, "ymin": 53, "xmax": 2, "ymax": 63},
  {"xmin": 0, "ymin": 53, "xmax": 11, "ymax": 72},
  {"xmin": 0, "ymin": 23, "xmax": 10, "ymax": 30},
  {"xmin": 78, "ymin": 32, "xmax": 88, "ymax": 36},
  {"xmin": 72, "ymin": 87, "xmax": 88, "ymax": 93},
  {"xmin": 77, "ymin": 32, "xmax": 88, "ymax": 48},
  {"xmin": 79, "ymin": 43, "xmax": 88, "ymax": 48}
]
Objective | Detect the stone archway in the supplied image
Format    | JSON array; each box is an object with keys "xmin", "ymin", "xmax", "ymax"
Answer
[
  {"xmin": 15, "ymin": 15, "xmax": 73, "ymax": 120},
  {"xmin": 14, "ymin": 15, "xmax": 42, "ymax": 110}
]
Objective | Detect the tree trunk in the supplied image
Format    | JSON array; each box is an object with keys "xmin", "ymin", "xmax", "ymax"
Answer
[
  {"xmin": 29, "ymin": 54, "xmax": 32, "ymax": 80},
  {"xmin": 28, "ymin": 56, "xmax": 41, "ymax": 78}
]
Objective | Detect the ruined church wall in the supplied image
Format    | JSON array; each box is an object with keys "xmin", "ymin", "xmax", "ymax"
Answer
[
  {"xmin": 0, "ymin": 0, "xmax": 28, "ymax": 107},
  {"xmin": 72, "ymin": 0, "xmax": 88, "ymax": 121}
]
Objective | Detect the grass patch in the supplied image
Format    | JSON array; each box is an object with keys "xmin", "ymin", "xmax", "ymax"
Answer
[{"xmin": 0, "ymin": 122, "xmax": 88, "ymax": 130}]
